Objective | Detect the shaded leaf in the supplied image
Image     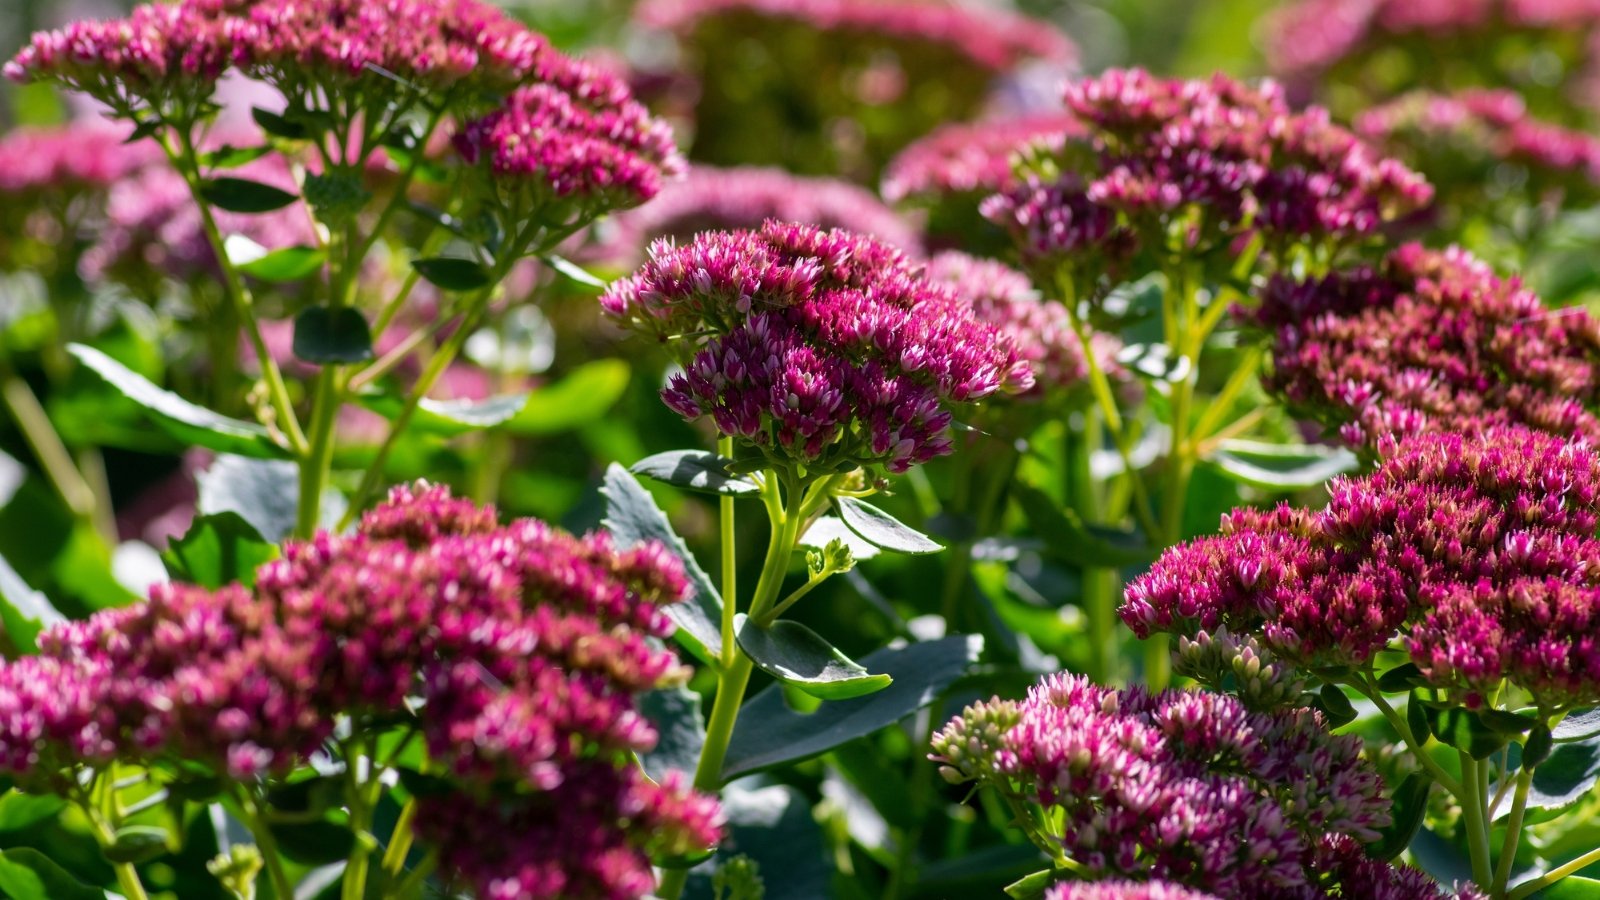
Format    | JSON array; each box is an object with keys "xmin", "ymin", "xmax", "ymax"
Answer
[
  {"xmin": 200, "ymin": 176, "xmax": 298, "ymax": 213},
  {"xmin": 1555, "ymin": 709, "xmax": 1600, "ymax": 742},
  {"xmin": 1368, "ymin": 773, "xmax": 1431, "ymax": 861},
  {"xmin": 638, "ymin": 685, "xmax": 705, "ymax": 781},
  {"xmin": 69, "ymin": 344, "xmax": 289, "ymax": 459},
  {"xmin": 1377, "ymin": 662, "xmax": 1427, "ymax": 693},
  {"xmin": 0, "ymin": 792, "xmax": 65, "ymax": 832},
  {"xmin": 252, "ymin": 106, "xmax": 310, "ymax": 140},
  {"xmin": 683, "ymin": 784, "xmax": 830, "ymax": 900},
  {"xmin": 357, "ymin": 391, "xmax": 530, "ymax": 437},
  {"xmin": 1526, "ymin": 733, "xmax": 1600, "ymax": 815},
  {"xmin": 632, "ymin": 450, "xmax": 759, "ymax": 496},
  {"xmin": 202, "ymin": 143, "xmax": 271, "ymax": 169},
  {"xmin": 293, "ymin": 306, "xmax": 373, "ymax": 364},
  {"xmin": 835, "ymin": 496, "xmax": 940, "ymax": 555},
  {"xmin": 735, "ymin": 614, "xmax": 891, "ymax": 701},
  {"xmin": 1426, "ymin": 704, "xmax": 1510, "ymax": 760},
  {"xmin": 197, "ymin": 455, "xmax": 346, "ymax": 543},
  {"xmin": 0, "ymin": 551, "xmax": 62, "ymax": 653},
  {"xmin": 161, "ymin": 512, "xmax": 279, "ymax": 589},
  {"xmin": 0, "ymin": 848, "xmax": 107, "ymax": 899},
  {"xmin": 105, "ymin": 825, "xmax": 171, "ymax": 864},
  {"xmin": 505, "ymin": 360, "xmax": 630, "ymax": 435},
  {"xmin": 722, "ymin": 635, "xmax": 983, "ymax": 781},
  {"xmin": 1012, "ymin": 481, "xmax": 1156, "ymax": 569},
  {"xmin": 1532, "ymin": 877, "xmax": 1600, "ymax": 899},
  {"xmin": 412, "ymin": 256, "xmax": 491, "ymax": 292},
  {"xmin": 600, "ymin": 464, "xmax": 722, "ymax": 666},
  {"xmin": 1206, "ymin": 440, "xmax": 1358, "ymax": 491},
  {"xmin": 268, "ymin": 817, "xmax": 355, "ymax": 866}
]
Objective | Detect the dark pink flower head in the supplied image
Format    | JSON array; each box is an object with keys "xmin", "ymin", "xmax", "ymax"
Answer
[
  {"xmin": 603, "ymin": 221, "xmax": 1032, "ymax": 472},
  {"xmin": 1124, "ymin": 427, "xmax": 1600, "ymax": 704},
  {"xmin": 924, "ymin": 251, "xmax": 1121, "ymax": 402},
  {"xmin": 453, "ymin": 75, "xmax": 684, "ymax": 223},
  {"xmin": 590, "ymin": 165, "xmax": 920, "ymax": 268},
  {"xmin": 985, "ymin": 69, "xmax": 1431, "ymax": 287},
  {"xmin": 1254, "ymin": 243, "xmax": 1600, "ymax": 451},
  {"xmin": 5, "ymin": 0, "xmax": 244, "ymax": 115},
  {"xmin": 1046, "ymin": 882, "xmax": 1221, "ymax": 900},
  {"xmin": 0, "ymin": 483, "xmax": 719, "ymax": 896},
  {"xmin": 636, "ymin": 0, "xmax": 1075, "ymax": 74},
  {"xmin": 1356, "ymin": 88, "xmax": 1600, "ymax": 214},
  {"xmin": 881, "ymin": 113, "xmax": 1083, "ymax": 205},
  {"xmin": 933, "ymin": 674, "xmax": 1391, "ymax": 896}
]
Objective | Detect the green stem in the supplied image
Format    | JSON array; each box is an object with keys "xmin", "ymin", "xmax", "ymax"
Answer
[
  {"xmin": 1509, "ymin": 845, "xmax": 1600, "ymax": 899},
  {"xmin": 390, "ymin": 848, "xmax": 439, "ymax": 899},
  {"xmin": 0, "ymin": 370, "xmax": 97, "ymax": 523},
  {"xmin": 1493, "ymin": 766, "xmax": 1535, "ymax": 895},
  {"xmin": 656, "ymin": 472, "xmax": 805, "ymax": 900},
  {"xmin": 234, "ymin": 789, "xmax": 296, "ymax": 900},
  {"xmin": 719, "ymin": 435, "xmax": 738, "ymax": 668},
  {"xmin": 1067, "ymin": 412, "xmax": 1119, "ymax": 685},
  {"xmin": 381, "ymin": 797, "xmax": 419, "ymax": 881},
  {"xmin": 1350, "ymin": 677, "xmax": 1466, "ymax": 796},
  {"xmin": 295, "ymin": 365, "xmax": 343, "ymax": 538},
  {"xmin": 1460, "ymin": 751, "xmax": 1495, "ymax": 890}
]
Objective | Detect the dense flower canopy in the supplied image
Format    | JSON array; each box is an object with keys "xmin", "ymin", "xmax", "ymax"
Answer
[
  {"xmin": 601, "ymin": 220, "xmax": 1031, "ymax": 471},
  {"xmin": 929, "ymin": 673, "xmax": 1461, "ymax": 897},
  {"xmin": 0, "ymin": 482, "xmax": 721, "ymax": 899},
  {"xmin": 1123, "ymin": 427, "xmax": 1600, "ymax": 708},
  {"xmin": 1253, "ymin": 243, "xmax": 1600, "ymax": 449},
  {"xmin": 983, "ymin": 69, "xmax": 1432, "ymax": 283},
  {"xmin": 881, "ymin": 113, "xmax": 1083, "ymax": 205},
  {"xmin": 590, "ymin": 165, "xmax": 920, "ymax": 266},
  {"xmin": 635, "ymin": 0, "xmax": 1076, "ymax": 73}
]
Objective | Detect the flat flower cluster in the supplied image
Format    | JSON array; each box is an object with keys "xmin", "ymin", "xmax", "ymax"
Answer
[
  {"xmin": 1357, "ymin": 88, "xmax": 1600, "ymax": 211},
  {"xmin": 0, "ymin": 482, "xmax": 721, "ymax": 899},
  {"xmin": 1253, "ymin": 243, "xmax": 1600, "ymax": 450},
  {"xmin": 983, "ymin": 69, "xmax": 1432, "ymax": 287},
  {"xmin": 1122, "ymin": 427, "xmax": 1600, "ymax": 709},
  {"xmin": 924, "ymin": 251, "xmax": 1121, "ymax": 403},
  {"xmin": 635, "ymin": 0, "xmax": 1076, "ymax": 73},
  {"xmin": 601, "ymin": 220, "xmax": 1031, "ymax": 472},
  {"xmin": 929, "ymin": 673, "xmax": 1466, "ymax": 898},
  {"xmin": 881, "ymin": 113, "xmax": 1084, "ymax": 206},
  {"xmin": 589, "ymin": 165, "xmax": 920, "ymax": 267}
]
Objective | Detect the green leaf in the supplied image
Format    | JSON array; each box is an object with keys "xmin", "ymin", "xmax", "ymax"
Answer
[
  {"xmin": 799, "ymin": 516, "xmax": 880, "ymax": 561},
  {"xmin": 1426, "ymin": 704, "xmax": 1510, "ymax": 760},
  {"xmin": 1407, "ymin": 691, "xmax": 1430, "ymax": 748},
  {"xmin": 356, "ymin": 391, "xmax": 531, "ymax": 437},
  {"xmin": 1205, "ymin": 440, "xmax": 1359, "ymax": 491},
  {"xmin": 735, "ymin": 614, "xmax": 891, "ymax": 701},
  {"xmin": 505, "ymin": 360, "xmax": 630, "ymax": 435},
  {"xmin": 68, "ymin": 344, "xmax": 290, "ymax": 459},
  {"xmin": 631, "ymin": 450, "xmax": 759, "ymax": 496},
  {"xmin": 1012, "ymin": 481, "xmax": 1157, "ymax": 568},
  {"xmin": 722, "ymin": 635, "xmax": 983, "ymax": 781},
  {"xmin": 200, "ymin": 176, "xmax": 298, "ymax": 213},
  {"xmin": 252, "ymin": 106, "xmax": 310, "ymax": 140},
  {"xmin": 0, "ymin": 791, "xmax": 65, "ymax": 831},
  {"xmin": 0, "ymin": 551, "xmax": 62, "ymax": 653},
  {"xmin": 202, "ymin": 143, "xmax": 271, "ymax": 168},
  {"xmin": 834, "ymin": 496, "xmax": 941, "ymax": 555},
  {"xmin": 1479, "ymin": 708, "xmax": 1539, "ymax": 735},
  {"xmin": 1525, "ymin": 733, "xmax": 1600, "ymax": 816},
  {"xmin": 638, "ymin": 685, "xmax": 706, "ymax": 781},
  {"xmin": 1524, "ymin": 724, "xmax": 1555, "ymax": 769},
  {"xmin": 105, "ymin": 825, "xmax": 171, "ymax": 864},
  {"xmin": 1368, "ymin": 773, "xmax": 1432, "ymax": 861},
  {"xmin": 293, "ymin": 306, "xmax": 374, "ymax": 364},
  {"xmin": 161, "ymin": 512, "xmax": 279, "ymax": 589},
  {"xmin": 1377, "ymin": 662, "xmax": 1427, "ymax": 693},
  {"xmin": 412, "ymin": 256, "xmax": 491, "ymax": 291},
  {"xmin": 1555, "ymin": 708, "xmax": 1600, "ymax": 742},
  {"xmin": 682, "ymin": 784, "xmax": 831, "ymax": 900},
  {"xmin": 542, "ymin": 254, "xmax": 608, "ymax": 290},
  {"xmin": 1316, "ymin": 683, "xmax": 1358, "ymax": 728},
  {"xmin": 0, "ymin": 848, "xmax": 107, "ymax": 899},
  {"xmin": 237, "ymin": 245, "xmax": 325, "ymax": 282},
  {"xmin": 1004, "ymin": 869, "xmax": 1068, "ymax": 900},
  {"xmin": 1532, "ymin": 876, "xmax": 1600, "ymax": 899},
  {"xmin": 600, "ymin": 464, "xmax": 723, "ymax": 666},
  {"xmin": 267, "ymin": 817, "xmax": 355, "ymax": 866},
  {"xmin": 196, "ymin": 455, "xmax": 346, "ymax": 543}
]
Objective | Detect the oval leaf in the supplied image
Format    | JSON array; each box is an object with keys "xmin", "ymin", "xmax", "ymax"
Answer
[
  {"xmin": 600, "ymin": 464, "xmax": 723, "ymax": 666},
  {"xmin": 1206, "ymin": 439, "xmax": 1359, "ymax": 491},
  {"xmin": 1532, "ymin": 876, "xmax": 1600, "ymax": 899},
  {"xmin": 356, "ymin": 391, "xmax": 531, "ymax": 438},
  {"xmin": 1011, "ymin": 480, "xmax": 1156, "ymax": 568},
  {"xmin": 722, "ymin": 635, "xmax": 983, "ymax": 781},
  {"xmin": 0, "ymin": 848, "xmax": 107, "ymax": 900},
  {"xmin": 1368, "ymin": 773, "xmax": 1432, "ymax": 861},
  {"xmin": 800, "ymin": 515, "xmax": 880, "ymax": 561},
  {"xmin": 542, "ymin": 253, "xmax": 607, "ymax": 290},
  {"xmin": 68, "ymin": 344, "xmax": 289, "ymax": 459},
  {"xmin": 161, "ymin": 512, "xmax": 279, "ymax": 589},
  {"xmin": 105, "ymin": 825, "xmax": 171, "ymax": 864},
  {"xmin": 200, "ymin": 176, "xmax": 298, "ymax": 213},
  {"xmin": 0, "ymin": 551, "xmax": 62, "ymax": 653},
  {"xmin": 631, "ymin": 450, "xmax": 759, "ymax": 496},
  {"xmin": 412, "ymin": 256, "xmax": 491, "ymax": 292},
  {"xmin": 1004, "ymin": 869, "xmax": 1068, "ymax": 900},
  {"xmin": 1555, "ymin": 708, "xmax": 1600, "ymax": 742},
  {"xmin": 1426, "ymin": 704, "xmax": 1510, "ymax": 760},
  {"xmin": 506, "ymin": 360, "xmax": 630, "ymax": 435},
  {"xmin": 735, "ymin": 614, "xmax": 891, "ymax": 701},
  {"xmin": 238, "ymin": 245, "xmax": 325, "ymax": 282},
  {"xmin": 293, "ymin": 306, "xmax": 374, "ymax": 364},
  {"xmin": 1525, "ymin": 733, "xmax": 1600, "ymax": 815},
  {"xmin": 1377, "ymin": 662, "xmax": 1427, "ymax": 693},
  {"xmin": 835, "ymin": 496, "xmax": 941, "ymax": 555},
  {"xmin": 197, "ymin": 455, "xmax": 346, "ymax": 543}
]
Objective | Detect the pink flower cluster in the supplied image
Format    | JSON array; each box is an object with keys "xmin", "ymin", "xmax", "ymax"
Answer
[
  {"xmin": 589, "ymin": 165, "xmax": 920, "ymax": 267},
  {"xmin": 1047, "ymin": 883, "xmax": 1220, "ymax": 900},
  {"xmin": 0, "ymin": 122, "xmax": 158, "ymax": 195},
  {"xmin": 1357, "ymin": 89, "xmax": 1600, "ymax": 204},
  {"xmin": 1123, "ymin": 428, "xmax": 1600, "ymax": 707},
  {"xmin": 931, "ymin": 674, "xmax": 1428, "ymax": 897},
  {"xmin": 983, "ymin": 69, "xmax": 1431, "ymax": 279},
  {"xmin": 0, "ymin": 483, "xmax": 720, "ymax": 899},
  {"xmin": 1254, "ymin": 243, "xmax": 1600, "ymax": 450},
  {"xmin": 635, "ymin": 0, "xmax": 1076, "ymax": 73},
  {"xmin": 924, "ymin": 251, "xmax": 1121, "ymax": 401},
  {"xmin": 1263, "ymin": 0, "xmax": 1600, "ymax": 86},
  {"xmin": 880, "ymin": 114, "xmax": 1083, "ymax": 205},
  {"xmin": 602, "ymin": 220, "xmax": 1031, "ymax": 472}
]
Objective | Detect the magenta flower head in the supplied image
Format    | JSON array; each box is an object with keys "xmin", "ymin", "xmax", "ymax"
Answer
[
  {"xmin": 924, "ymin": 251, "xmax": 1122, "ymax": 406},
  {"xmin": 0, "ymin": 482, "xmax": 720, "ymax": 898},
  {"xmin": 984, "ymin": 69, "xmax": 1432, "ymax": 292},
  {"xmin": 1356, "ymin": 88, "xmax": 1600, "ymax": 230},
  {"xmin": 1123, "ymin": 427, "xmax": 1600, "ymax": 709},
  {"xmin": 601, "ymin": 220, "xmax": 1031, "ymax": 473},
  {"xmin": 588, "ymin": 165, "xmax": 921, "ymax": 268},
  {"xmin": 1253, "ymin": 243, "xmax": 1600, "ymax": 451},
  {"xmin": 931, "ymin": 673, "xmax": 1419, "ymax": 897},
  {"xmin": 5, "ymin": 0, "xmax": 243, "ymax": 119},
  {"xmin": 1046, "ymin": 882, "xmax": 1220, "ymax": 900}
]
